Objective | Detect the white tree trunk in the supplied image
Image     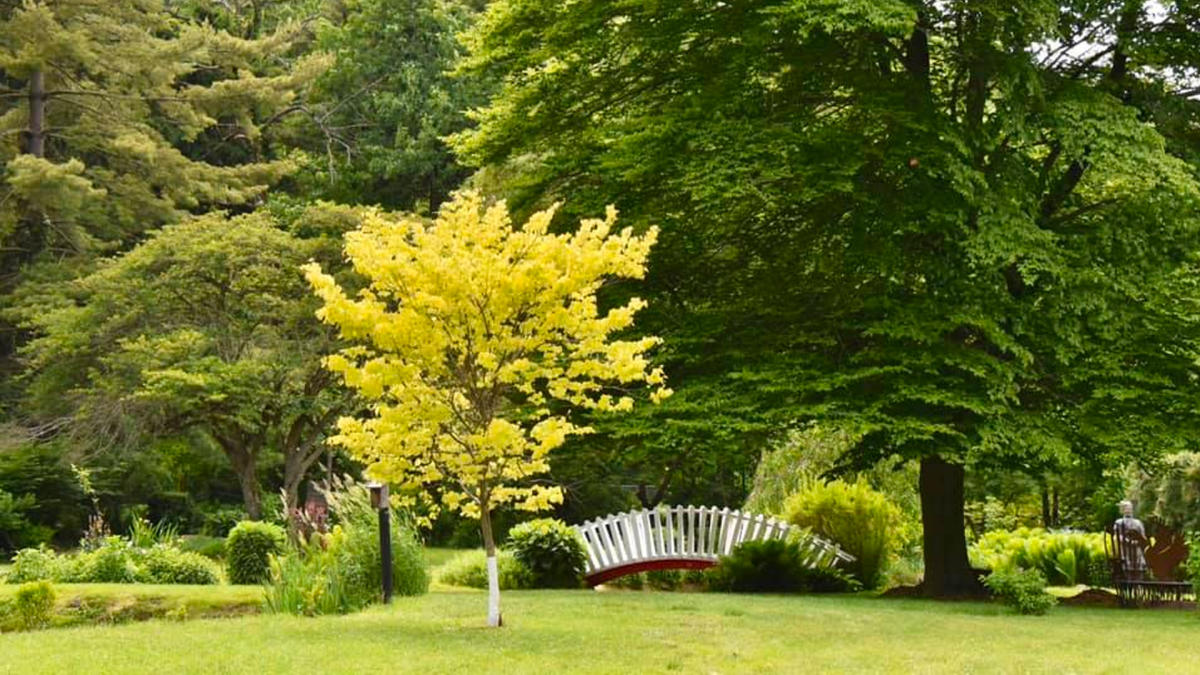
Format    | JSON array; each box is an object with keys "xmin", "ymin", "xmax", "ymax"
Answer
[{"xmin": 486, "ymin": 553, "xmax": 502, "ymax": 627}]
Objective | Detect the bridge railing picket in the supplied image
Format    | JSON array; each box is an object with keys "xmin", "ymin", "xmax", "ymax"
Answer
[{"xmin": 574, "ymin": 505, "xmax": 854, "ymax": 582}]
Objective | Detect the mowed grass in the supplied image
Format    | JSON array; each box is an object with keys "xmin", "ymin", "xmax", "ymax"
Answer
[
  {"xmin": 423, "ymin": 546, "xmax": 467, "ymax": 570},
  {"xmin": 3, "ymin": 589, "xmax": 1199, "ymax": 674}
]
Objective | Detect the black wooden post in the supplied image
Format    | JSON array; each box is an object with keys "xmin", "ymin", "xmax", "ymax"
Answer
[{"xmin": 369, "ymin": 483, "xmax": 392, "ymax": 603}]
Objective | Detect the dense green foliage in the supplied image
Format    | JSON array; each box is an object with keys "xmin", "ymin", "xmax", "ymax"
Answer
[
  {"xmin": 3, "ymin": 0, "xmax": 1200, "ymax": 605},
  {"xmin": 0, "ymin": 0, "xmax": 321, "ymax": 379},
  {"xmin": 18, "ymin": 209, "xmax": 351, "ymax": 518},
  {"xmin": 6, "ymin": 581, "xmax": 55, "ymax": 631},
  {"xmin": 225, "ymin": 521, "xmax": 286, "ymax": 585},
  {"xmin": 264, "ymin": 482, "xmax": 428, "ymax": 616},
  {"xmin": 970, "ymin": 527, "xmax": 1105, "ymax": 587},
  {"xmin": 784, "ymin": 480, "xmax": 901, "ymax": 589},
  {"xmin": 438, "ymin": 550, "xmax": 532, "ymax": 591},
  {"xmin": 1131, "ymin": 453, "xmax": 1200, "ymax": 534},
  {"xmin": 505, "ymin": 519, "xmax": 586, "ymax": 589},
  {"xmin": 983, "ymin": 568, "xmax": 1057, "ymax": 616},
  {"xmin": 5, "ymin": 538, "xmax": 219, "ymax": 586},
  {"xmin": 455, "ymin": 0, "xmax": 1200, "ymax": 594},
  {"xmin": 708, "ymin": 539, "xmax": 861, "ymax": 594},
  {"xmin": 289, "ymin": 0, "xmax": 486, "ymax": 212}
]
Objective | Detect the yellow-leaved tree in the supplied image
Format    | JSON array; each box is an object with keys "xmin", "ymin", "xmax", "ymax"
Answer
[{"xmin": 303, "ymin": 192, "xmax": 670, "ymax": 626}]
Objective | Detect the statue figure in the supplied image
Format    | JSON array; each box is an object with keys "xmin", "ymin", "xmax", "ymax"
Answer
[{"xmin": 1113, "ymin": 500, "xmax": 1148, "ymax": 580}]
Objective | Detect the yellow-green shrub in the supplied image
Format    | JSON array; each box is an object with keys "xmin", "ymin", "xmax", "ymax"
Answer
[{"xmin": 784, "ymin": 480, "xmax": 900, "ymax": 589}]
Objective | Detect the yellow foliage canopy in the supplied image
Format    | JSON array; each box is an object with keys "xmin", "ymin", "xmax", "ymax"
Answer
[{"xmin": 304, "ymin": 192, "xmax": 670, "ymax": 519}]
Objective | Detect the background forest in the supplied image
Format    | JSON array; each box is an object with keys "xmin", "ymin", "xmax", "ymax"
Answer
[{"xmin": 3, "ymin": 0, "xmax": 1200, "ymax": 596}]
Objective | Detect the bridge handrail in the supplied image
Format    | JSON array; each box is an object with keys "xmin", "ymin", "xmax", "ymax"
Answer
[{"xmin": 574, "ymin": 505, "xmax": 854, "ymax": 578}]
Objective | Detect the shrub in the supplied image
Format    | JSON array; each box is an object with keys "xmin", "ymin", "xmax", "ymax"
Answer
[
  {"xmin": 264, "ymin": 480, "xmax": 428, "ymax": 616},
  {"xmin": 983, "ymin": 568, "xmax": 1057, "ymax": 615},
  {"xmin": 321, "ymin": 481, "xmax": 429, "ymax": 598},
  {"xmin": 139, "ymin": 545, "xmax": 220, "ymax": 585},
  {"xmin": 970, "ymin": 527, "xmax": 1106, "ymax": 586},
  {"xmin": 11, "ymin": 581, "xmax": 55, "ymax": 630},
  {"xmin": 784, "ymin": 480, "xmax": 900, "ymax": 589},
  {"xmin": 5, "ymin": 546, "xmax": 62, "ymax": 584},
  {"xmin": 708, "ymin": 539, "xmax": 861, "ymax": 594},
  {"xmin": 79, "ymin": 537, "xmax": 140, "ymax": 583},
  {"xmin": 439, "ymin": 550, "xmax": 532, "ymax": 590},
  {"xmin": 226, "ymin": 521, "xmax": 286, "ymax": 585},
  {"xmin": 506, "ymin": 518, "xmax": 587, "ymax": 588}
]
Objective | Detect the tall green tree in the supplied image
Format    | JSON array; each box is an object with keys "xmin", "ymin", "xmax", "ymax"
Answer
[
  {"xmin": 19, "ymin": 208, "xmax": 352, "ymax": 519},
  {"xmin": 285, "ymin": 0, "xmax": 487, "ymax": 213},
  {"xmin": 456, "ymin": 0, "xmax": 1200, "ymax": 595},
  {"xmin": 0, "ymin": 0, "xmax": 328, "ymax": 386}
]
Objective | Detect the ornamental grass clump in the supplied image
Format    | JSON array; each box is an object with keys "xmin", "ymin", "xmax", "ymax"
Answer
[{"xmin": 264, "ymin": 480, "xmax": 428, "ymax": 616}]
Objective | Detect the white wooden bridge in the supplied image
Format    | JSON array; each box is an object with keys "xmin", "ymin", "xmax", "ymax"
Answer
[{"xmin": 574, "ymin": 505, "xmax": 855, "ymax": 586}]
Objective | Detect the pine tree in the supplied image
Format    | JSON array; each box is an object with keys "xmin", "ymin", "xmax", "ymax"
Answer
[{"xmin": 0, "ymin": 0, "xmax": 328, "ymax": 379}]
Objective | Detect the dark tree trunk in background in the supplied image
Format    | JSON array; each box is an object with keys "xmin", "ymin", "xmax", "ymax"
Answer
[
  {"xmin": 223, "ymin": 444, "xmax": 263, "ymax": 520},
  {"xmin": 27, "ymin": 70, "xmax": 45, "ymax": 158},
  {"xmin": 1042, "ymin": 488, "xmax": 1052, "ymax": 528},
  {"xmin": 920, "ymin": 456, "xmax": 984, "ymax": 597}
]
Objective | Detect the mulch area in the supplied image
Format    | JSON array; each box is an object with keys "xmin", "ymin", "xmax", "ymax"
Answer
[{"xmin": 882, "ymin": 584, "xmax": 1196, "ymax": 610}]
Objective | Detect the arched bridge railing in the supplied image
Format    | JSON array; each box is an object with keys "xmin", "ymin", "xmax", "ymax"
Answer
[{"xmin": 574, "ymin": 505, "xmax": 854, "ymax": 586}]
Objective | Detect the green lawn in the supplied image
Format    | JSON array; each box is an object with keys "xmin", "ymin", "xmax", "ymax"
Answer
[
  {"xmin": 2, "ymin": 589, "xmax": 1198, "ymax": 673},
  {"xmin": 424, "ymin": 546, "xmax": 467, "ymax": 570}
]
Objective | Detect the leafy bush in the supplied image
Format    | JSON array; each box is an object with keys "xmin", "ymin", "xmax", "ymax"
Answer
[
  {"xmin": 1131, "ymin": 452, "xmax": 1200, "ymax": 534},
  {"xmin": 784, "ymin": 480, "xmax": 900, "ymax": 589},
  {"xmin": 439, "ymin": 550, "xmax": 532, "ymax": 590},
  {"xmin": 264, "ymin": 480, "xmax": 428, "ymax": 616},
  {"xmin": 11, "ymin": 581, "xmax": 55, "ymax": 630},
  {"xmin": 506, "ymin": 518, "xmax": 587, "ymax": 588},
  {"xmin": 80, "ymin": 537, "xmax": 140, "ymax": 583},
  {"xmin": 138, "ymin": 545, "xmax": 220, "ymax": 585},
  {"xmin": 708, "ymin": 539, "xmax": 861, "ymax": 594},
  {"xmin": 226, "ymin": 521, "xmax": 286, "ymax": 585},
  {"xmin": 743, "ymin": 427, "xmax": 922, "ymax": 560},
  {"xmin": 970, "ymin": 527, "xmax": 1106, "ymax": 586},
  {"xmin": 6, "ymin": 547, "xmax": 62, "ymax": 584},
  {"xmin": 6, "ymin": 539, "xmax": 218, "ymax": 586},
  {"xmin": 321, "ymin": 481, "xmax": 429, "ymax": 598},
  {"xmin": 983, "ymin": 568, "xmax": 1057, "ymax": 615},
  {"xmin": 0, "ymin": 490, "xmax": 51, "ymax": 555}
]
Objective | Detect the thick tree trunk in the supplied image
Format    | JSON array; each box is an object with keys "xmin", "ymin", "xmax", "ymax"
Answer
[
  {"xmin": 480, "ymin": 501, "xmax": 502, "ymax": 627},
  {"xmin": 919, "ymin": 456, "xmax": 984, "ymax": 597},
  {"xmin": 27, "ymin": 70, "xmax": 45, "ymax": 158},
  {"xmin": 225, "ymin": 446, "xmax": 263, "ymax": 520}
]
